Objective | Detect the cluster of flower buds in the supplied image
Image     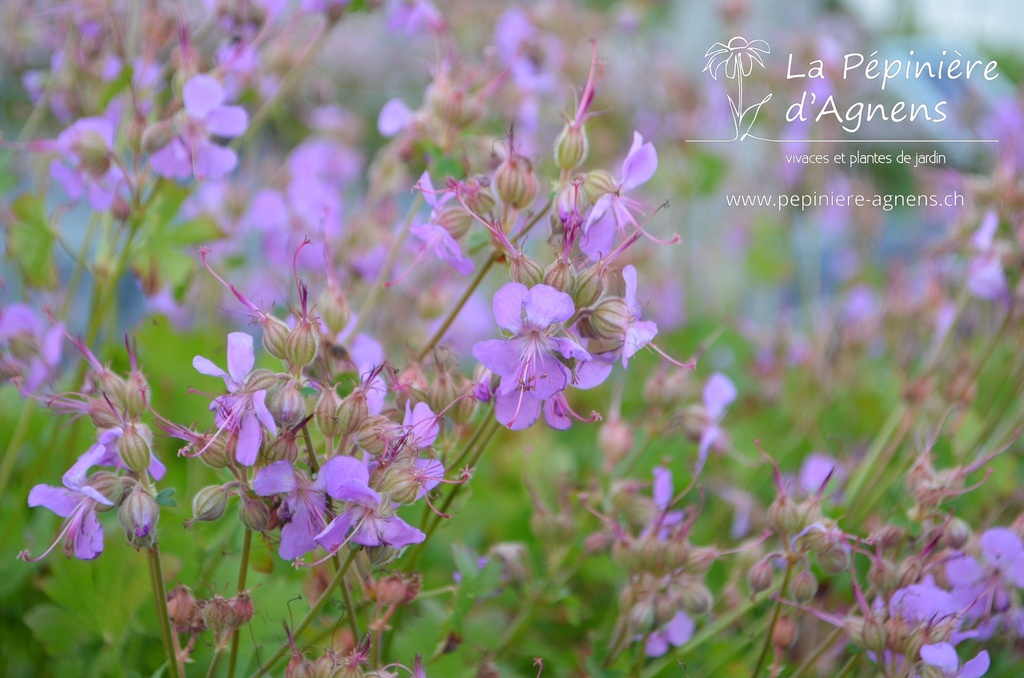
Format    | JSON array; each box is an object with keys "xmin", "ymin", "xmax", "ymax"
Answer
[{"xmin": 166, "ymin": 585, "xmax": 254, "ymax": 650}]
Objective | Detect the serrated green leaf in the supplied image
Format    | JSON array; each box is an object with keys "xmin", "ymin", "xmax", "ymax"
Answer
[{"xmin": 8, "ymin": 193, "xmax": 58, "ymax": 289}]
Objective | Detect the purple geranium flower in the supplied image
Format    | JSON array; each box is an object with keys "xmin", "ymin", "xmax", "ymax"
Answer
[
  {"xmin": 473, "ymin": 282, "xmax": 590, "ymax": 428},
  {"xmin": 581, "ymin": 131, "xmax": 658, "ymax": 259},
  {"xmin": 20, "ymin": 446, "xmax": 114, "ymax": 561},
  {"xmin": 695, "ymin": 373, "xmax": 737, "ymax": 473},
  {"xmin": 947, "ymin": 527, "xmax": 1024, "ymax": 620},
  {"xmin": 150, "ymin": 74, "xmax": 248, "ymax": 180},
  {"xmin": 920, "ymin": 643, "xmax": 990, "ymax": 678},
  {"xmin": 409, "ymin": 173, "xmax": 474, "ymax": 275},
  {"xmin": 44, "ymin": 117, "xmax": 124, "ymax": 211},
  {"xmin": 315, "ymin": 456, "xmax": 425, "ymax": 550},
  {"xmin": 0, "ymin": 303, "xmax": 63, "ymax": 393},
  {"xmin": 967, "ymin": 212, "xmax": 1008, "ymax": 302},
  {"xmin": 387, "ymin": 0, "xmax": 444, "ymax": 36},
  {"xmin": 645, "ymin": 612, "xmax": 695, "ymax": 657},
  {"xmin": 620, "ymin": 265, "xmax": 658, "ymax": 367},
  {"xmin": 193, "ymin": 332, "xmax": 277, "ymax": 466},
  {"xmin": 253, "ymin": 460, "xmax": 332, "ymax": 561}
]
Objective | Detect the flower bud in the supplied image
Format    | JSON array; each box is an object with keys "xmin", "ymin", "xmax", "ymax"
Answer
[
  {"xmin": 337, "ymin": 390, "xmax": 369, "ymax": 436},
  {"xmin": 664, "ymin": 540, "xmax": 691, "ymax": 571},
  {"xmin": 684, "ymin": 546, "xmax": 717, "ymax": 575},
  {"xmin": 261, "ymin": 315, "xmax": 291, "ymax": 360},
  {"xmin": 868, "ymin": 558, "xmax": 898, "ymax": 594},
  {"xmin": 611, "ymin": 539, "xmax": 641, "ymax": 572},
  {"xmin": 203, "ymin": 595, "xmax": 237, "ymax": 636},
  {"xmin": 508, "ymin": 253, "xmax": 545, "ymax": 287},
  {"xmin": 543, "ymin": 258, "xmax": 576, "ymax": 294},
  {"xmin": 790, "ymin": 570, "xmax": 818, "ymax": 602},
  {"xmin": 191, "ymin": 485, "xmax": 229, "ymax": 524},
  {"xmin": 554, "ymin": 123, "xmax": 589, "ymax": 171},
  {"xmin": 860, "ymin": 616, "xmax": 887, "ymax": 654},
  {"xmin": 598, "ymin": 418, "xmax": 633, "ymax": 468},
  {"xmin": 87, "ymin": 397, "xmax": 123, "ymax": 429},
  {"xmin": 573, "ymin": 264, "xmax": 606, "ymax": 309},
  {"xmin": 747, "ymin": 559, "xmax": 775, "ymax": 594},
  {"xmin": 111, "ymin": 196, "xmax": 131, "ymax": 222},
  {"xmin": 494, "ymin": 155, "xmax": 538, "ymax": 209},
  {"xmin": 462, "ymin": 175, "xmax": 495, "ymax": 214},
  {"xmin": 141, "ymin": 120, "xmax": 176, "ymax": 155},
  {"xmin": 118, "ymin": 424, "xmax": 153, "ymax": 474},
  {"xmin": 230, "ymin": 591, "xmax": 254, "ymax": 626},
  {"xmin": 626, "ymin": 598, "xmax": 657, "ymax": 635},
  {"xmin": 772, "ymin": 616, "xmax": 798, "ymax": 648},
  {"xmin": 584, "ymin": 169, "xmax": 617, "ymax": 201},
  {"xmin": 767, "ymin": 495, "xmax": 806, "ymax": 536},
  {"xmin": 817, "ymin": 544, "xmax": 851, "ymax": 574},
  {"xmin": 286, "ymin": 320, "xmax": 320, "ymax": 367},
  {"xmin": 246, "ymin": 368, "xmax": 279, "ymax": 392},
  {"xmin": 166, "ymin": 585, "xmax": 199, "ymax": 633},
  {"xmin": 941, "ymin": 517, "xmax": 972, "ymax": 550},
  {"xmin": 264, "ymin": 429, "xmax": 299, "ymax": 464},
  {"xmin": 316, "ymin": 287, "xmax": 351, "ymax": 336},
  {"xmin": 582, "ymin": 298, "xmax": 629, "ymax": 342},
  {"xmin": 357, "ymin": 414, "xmax": 396, "ymax": 456},
  {"xmin": 200, "ymin": 435, "xmax": 234, "ymax": 469},
  {"xmin": 375, "ymin": 462, "xmax": 422, "ymax": 505},
  {"xmin": 314, "ymin": 386, "xmax": 344, "ymax": 438},
  {"xmin": 87, "ymin": 471, "xmax": 126, "ymax": 508},
  {"xmin": 654, "ymin": 596, "xmax": 678, "ymax": 628},
  {"xmin": 266, "ymin": 379, "xmax": 306, "ymax": 428},
  {"xmin": 530, "ymin": 510, "xmax": 576, "ymax": 545},
  {"xmin": 124, "ymin": 370, "xmax": 149, "ymax": 419},
  {"xmin": 119, "ymin": 484, "xmax": 159, "ymax": 548},
  {"xmin": 678, "ymin": 581, "xmax": 713, "ymax": 616},
  {"xmin": 72, "ymin": 130, "xmax": 112, "ymax": 177},
  {"xmin": 239, "ymin": 495, "xmax": 270, "ymax": 532},
  {"xmin": 434, "ymin": 205, "xmax": 474, "ymax": 240}
]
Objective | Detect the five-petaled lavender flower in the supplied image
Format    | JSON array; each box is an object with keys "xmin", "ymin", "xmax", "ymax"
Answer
[
  {"xmin": 315, "ymin": 456, "xmax": 425, "ymax": 551},
  {"xmin": 581, "ymin": 131, "xmax": 658, "ymax": 259},
  {"xmin": 193, "ymin": 332, "xmax": 277, "ymax": 466},
  {"xmin": 41, "ymin": 116, "xmax": 124, "ymax": 211},
  {"xmin": 409, "ymin": 172, "xmax": 474, "ymax": 276},
  {"xmin": 920, "ymin": 643, "xmax": 990, "ymax": 678},
  {"xmin": 694, "ymin": 373, "xmax": 737, "ymax": 473},
  {"xmin": 473, "ymin": 282, "xmax": 590, "ymax": 428},
  {"xmin": 946, "ymin": 527, "xmax": 1024, "ymax": 625},
  {"xmin": 254, "ymin": 459, "xmax": 333, "ymax": 561},
  {"xmin": 150, "ymin": 74, "xmax": 248, "ymax": 180},
  {"xmin": 20, "ymin": 446, "xmax": 117, "ymax": 561}
]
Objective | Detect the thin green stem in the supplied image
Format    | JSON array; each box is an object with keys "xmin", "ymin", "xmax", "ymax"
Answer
[
  {"xmin": 335, "ymin": 551, "xmax": 359, "ymax": 641},
  {"xmin": 227, "ymin": 528, "xmax": 254, "ymax": 678},
  {"xmin": 750, "ymin": 561, "xmax": 793, "ymax": 677},
  {"xmin": 789, "ymin": 626, "xmax": 843, "ymax": 678},
  {"xmin": 351, "ymin": 194, "xmax": 422, "ymax": 337},
  {"xmin": 0, "ymin": 405, "xmax": 32, "ymax": 498},
  {"xmin": 149, "ymin": 544, "xmax": 183, "ymax": 678},
  {"xmin": 834, "ymin": 654, "xmax": 862, "ymax": 678},
  {"xmin": 251, "ymin": 549, "xmax": 358, "ymax": 678},
  {"xmin": 416, "ymin": 252, "xmax": 498, "ymax": 362},
  {"xmin": 206, "ymin": 649, "xmax": 224, "ymax": 678},
  {"xmin": 301, "ymin": 423, "xmax": 320, "ymax": 473},
  {"xmin": 511, "ymin": 197, "xmax": 553, "ymax": 246}
]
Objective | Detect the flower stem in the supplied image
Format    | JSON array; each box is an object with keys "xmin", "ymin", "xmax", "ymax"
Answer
[
  {"xmin": 416, "ymin": 252, "xmax": 498, "ymax": 362},
  {"xmin": 789, "ymin": 626, "xmax": 843, "ymax": 678},
  {"xmin": 149, "ymin": 544, "xmax": 183, "ymax": 678},
  {"xmin": 750, "ymin": 560, "xmax": 793, "ymax": 677},
  {"xmin": 227, "ymin": 528, "xmax": 253, "ymax": 678},
  {"xmin": 251, "ymin": 548, "xmax": 358, "ymax": 678},
  {"xmin": 0, "ymin": 404, "xmax": 32, "ymax": 499}
]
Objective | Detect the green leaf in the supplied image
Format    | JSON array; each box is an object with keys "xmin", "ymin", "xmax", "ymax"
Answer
[
  {"xmin": 24, "ymin": 604, "xmax": 96, "ymax": 653},
  {"xmin": 7, "ymin": 193, "xmax": 58, "ymax": 289},
  {"xmin": 155, "ymin": 488, "xmax": 177, "ymax": 507},
  {"xmin": 99, "ymin": 65, "xmax": 132, "ymax": 109},
  {"xmin": 466, "ymin": 230, "xmax": 490, "ymax": 254}
]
